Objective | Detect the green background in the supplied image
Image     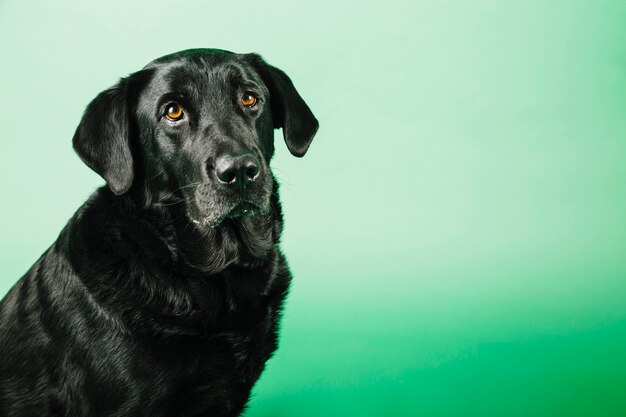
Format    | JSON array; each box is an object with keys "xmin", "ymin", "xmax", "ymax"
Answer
[{"xmin": 1, "ymin": 1, "xmax": 626, "ymax": 415}]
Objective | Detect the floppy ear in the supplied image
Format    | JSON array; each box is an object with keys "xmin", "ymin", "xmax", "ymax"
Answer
[
  {"xmin": 247, "ymin": 55, "xmax": 319, "ymax": 157},
  {"xmin": 72, "ymin": 78, "xmax": 134, "ymax": 195}
]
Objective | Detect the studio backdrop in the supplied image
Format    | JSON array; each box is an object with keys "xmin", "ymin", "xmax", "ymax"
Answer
[{"xmin": 1, "ymin": 1, "xmax": 625, "ymax": 416}]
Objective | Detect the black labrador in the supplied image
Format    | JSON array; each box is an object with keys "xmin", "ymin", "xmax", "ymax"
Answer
[{"xmin": 0, "ymin": 49, "xmax": 318, "ymax": 416}]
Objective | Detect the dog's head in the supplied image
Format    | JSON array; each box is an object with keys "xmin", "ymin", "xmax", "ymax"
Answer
[{"xmin": 73, "ymin": 49, "xmax": 318, "ymax": 228}]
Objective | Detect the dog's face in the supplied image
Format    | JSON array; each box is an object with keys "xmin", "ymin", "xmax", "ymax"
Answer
[{"xmin": 73, "ymin": 49, "xmax": 318, "ymax": 228}]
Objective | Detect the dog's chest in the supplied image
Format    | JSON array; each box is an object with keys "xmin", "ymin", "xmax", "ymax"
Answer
[
  {"xmin": 134, "ymin": 308, "xmax": 277, "ymax": 416},
  {"xmin": 125, "ymin": 272, "xmax": 282, "ymax": 416}
]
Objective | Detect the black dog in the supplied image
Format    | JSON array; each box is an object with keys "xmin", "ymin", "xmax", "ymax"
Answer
[{"xmin": 0, "ymin": 49, "xmax": 318, "ymax": 416}]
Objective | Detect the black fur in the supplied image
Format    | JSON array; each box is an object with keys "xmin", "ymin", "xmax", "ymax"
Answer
[{"xmin": 0, "ymin": 49, "xmax": 318, "ymax": 416}]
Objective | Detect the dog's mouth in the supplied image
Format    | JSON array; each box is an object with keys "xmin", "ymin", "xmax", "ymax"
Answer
[
  {"xmin": 225, "ymin": 201, "xmax": 262, "ymax": 219},
  {"xmin": 183, "ymin": 181, "xmax": 273, "ymax": 229},
  {"xmin": 189, "ymin": 199, "xmax": 268, "ymax": 229}
]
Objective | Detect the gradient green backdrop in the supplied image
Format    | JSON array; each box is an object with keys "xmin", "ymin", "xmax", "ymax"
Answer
[{"xmin": 1, "ymin": 1, "xmax": 626, "ymax": 415}]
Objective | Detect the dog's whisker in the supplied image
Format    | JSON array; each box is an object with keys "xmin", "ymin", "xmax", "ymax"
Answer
[
  {"xmin": 141, "ymin": 169, "xmax": 166, "ymax": 184},
  {"xmin": 170, "ymin": 181, "xmax": 204, "ymax": 194},
  {"xmin": 154, "ymin": 199, "xmax": 185, "ymax": 207}
]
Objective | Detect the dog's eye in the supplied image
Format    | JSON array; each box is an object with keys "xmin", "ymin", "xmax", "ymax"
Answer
[
  {"xmin": 241, "ymin": 93, "xmax": 257, "ymax": 108},
  {"xmin": 165, "ymin": 103, "xmax": 185, "ymax": 121}
]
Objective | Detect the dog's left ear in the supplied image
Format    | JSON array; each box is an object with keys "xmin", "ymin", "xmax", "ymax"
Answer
[
  {"xmin": 72, "ymin": 77, "xmax": 135, "ymax": 195},
  {"xmin": 245, "ymin": 54, "xmax": 319, "ymax": 157}
]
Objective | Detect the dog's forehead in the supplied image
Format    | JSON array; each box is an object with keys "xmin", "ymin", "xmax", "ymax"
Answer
[
  {"xmin": 140, "ymin": 51, "xmax": 266, "ymax": 104},
  {"xmin": 147, "ymin": 48, "xmax": 235, "ymax": 67}
]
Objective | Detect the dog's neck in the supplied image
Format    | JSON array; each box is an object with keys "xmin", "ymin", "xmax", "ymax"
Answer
[
  {"xmin": 65, "ymin": 186, "xmax": 285, "ymax": 335},
  {"xmin": 107, "ymin": 186, "xmax": 282, "ymax": 274}
]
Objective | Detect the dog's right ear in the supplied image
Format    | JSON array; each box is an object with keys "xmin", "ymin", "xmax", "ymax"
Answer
[{"xmin": 72, "ymin": 75, "xmax": 138, "ymax": 195}]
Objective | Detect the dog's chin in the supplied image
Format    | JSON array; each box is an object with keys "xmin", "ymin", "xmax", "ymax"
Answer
[
  {"xmin": 225, "ymin": 201, "xmax": 263, "ymax": 219},
  {"xmin": 188, "ymin": 201, "xmax": 268, "ymax": 229}
]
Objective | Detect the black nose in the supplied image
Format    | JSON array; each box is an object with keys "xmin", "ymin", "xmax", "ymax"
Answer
[{"xmin": 214, "ymin": 154, "xmax": 260, "ymax": 192}]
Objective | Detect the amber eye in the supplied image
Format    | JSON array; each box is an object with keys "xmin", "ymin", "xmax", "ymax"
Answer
[
  {"xmin": 241, "ymin": 92, "xmax": 257, "ymax": 108},
  {"xmin": 165, "ymin": 103, "xmax": 184, "ymax": 121}
]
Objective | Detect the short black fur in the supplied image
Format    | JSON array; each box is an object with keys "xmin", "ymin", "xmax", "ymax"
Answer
[{"xmin": 0, "ymin": 49, "xmax": 318, "ymax": 417}]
